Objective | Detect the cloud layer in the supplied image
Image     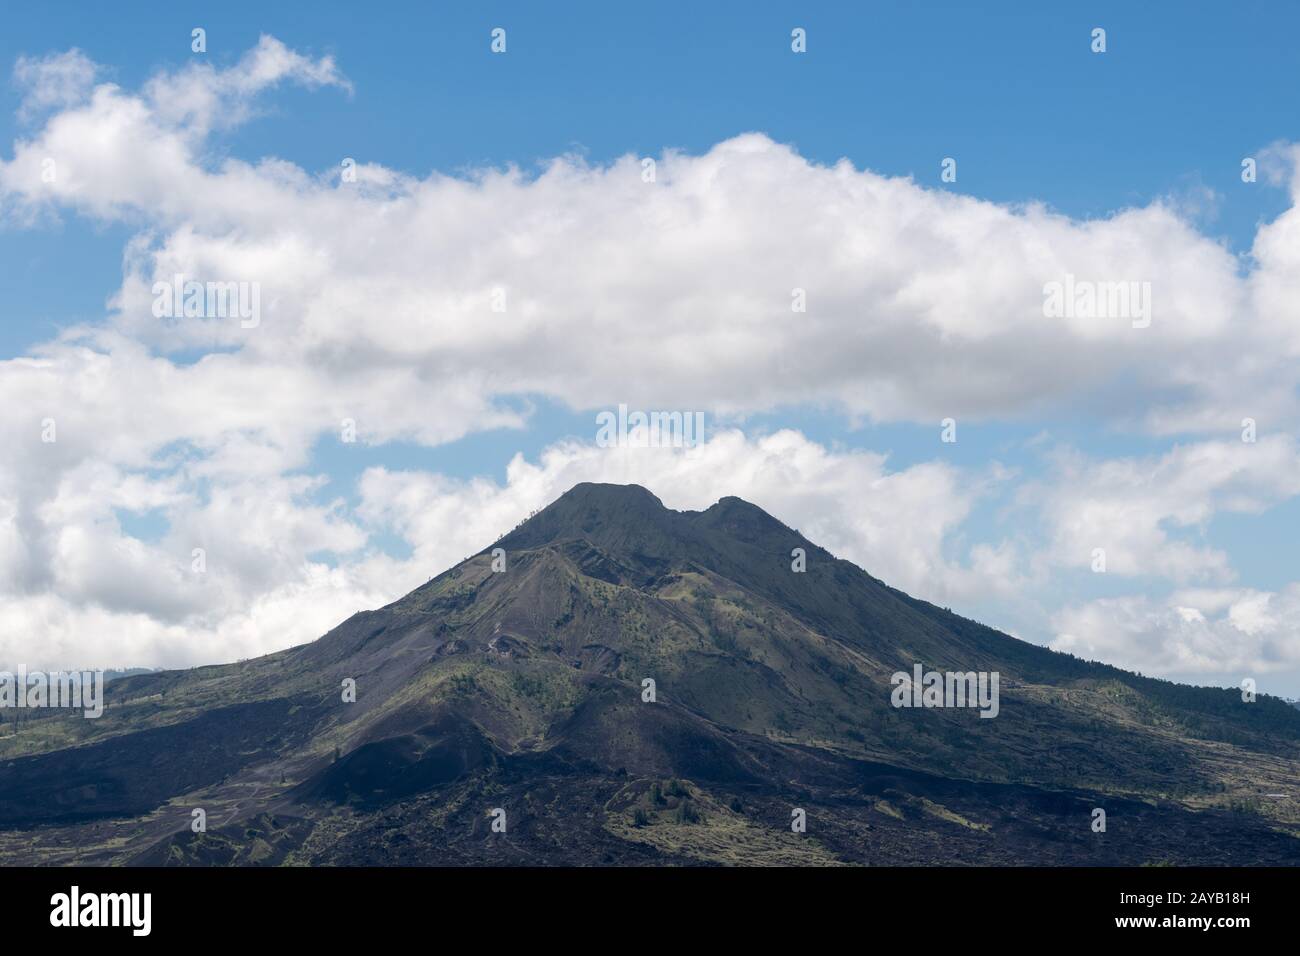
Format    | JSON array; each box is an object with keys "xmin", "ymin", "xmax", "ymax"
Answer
[{"xmin": 2, "ymin": 39, "xmax": 1298, "ymax": 687}]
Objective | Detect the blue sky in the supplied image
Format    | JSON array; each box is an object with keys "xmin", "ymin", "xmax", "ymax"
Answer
[{"xmin": 1, "ymin": 2, "xmax": 1298, "ymax": 696}]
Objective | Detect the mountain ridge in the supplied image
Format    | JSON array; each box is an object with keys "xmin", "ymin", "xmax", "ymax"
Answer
[{"xmin": 0, "ymin": 482, "xmax": 1296, "ymax": 866}]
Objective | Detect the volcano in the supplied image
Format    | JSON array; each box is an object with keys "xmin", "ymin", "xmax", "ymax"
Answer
[{"xmin": 1, "ymin": 483, "xmax": 1297, "ymax": 866}]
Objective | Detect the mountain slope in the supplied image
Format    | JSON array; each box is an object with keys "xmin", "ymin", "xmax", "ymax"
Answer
[{"xmin": 1, "ymin": 483, "xmax": 1297, "ymax": 866}]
